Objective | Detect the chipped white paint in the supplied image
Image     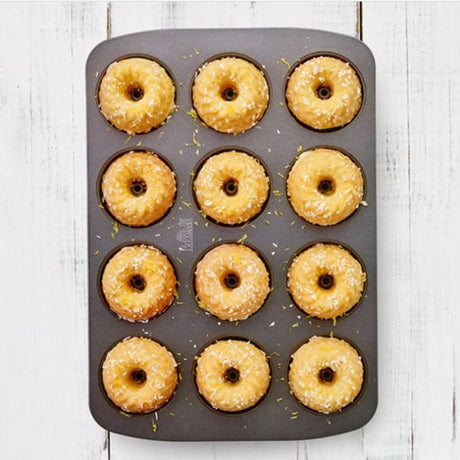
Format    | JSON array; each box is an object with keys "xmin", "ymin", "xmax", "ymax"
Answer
[{"xmin": 1, "ymin": 2, "xmax": 459, "ymax": 459}]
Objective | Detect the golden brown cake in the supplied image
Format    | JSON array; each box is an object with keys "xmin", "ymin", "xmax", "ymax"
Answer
[
  {"xmin": 288, "ymin": 243, "xmax": 365, "ymax": 319},
  {"xmin": 194, "ymin": 243, "xmax": 270, "ymax": 321},
  {"xmin": 286, "ymin": 56, "xmax": 362, "ymax": 130},
  {"xmin": 287, "ymin": 148, "xmax": 364, "ymax": 226},
  {"xmin": 195, "ymin": 339, "xmax": 270, "ymax": 412},
  {"xmin": 193, "ymin": 150, "xmax": 269, "ymax": 225},
  {"xmin": 101, "ymin": 151, "xmax": 176, "ymax": 227},
  {"xmin": 192, "ymin": 57, "xmax": 269, "ymax": 134},
  {"xmin": 102, "ymin": 244, "xmax": 176, "ymax": 322},
  {"xmin": 289, "ymin": 336, "xmax": 364, "ymax": 413},
  {"xmin": 98, "ymin": 57, "xmax": 175, "ymax": 134},
  {"xmin": 102, "ymin": 337, "xmax": 178, "ymax": 413}
]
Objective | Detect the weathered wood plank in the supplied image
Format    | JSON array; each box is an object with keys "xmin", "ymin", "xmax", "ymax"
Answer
[
  {"xmin": 0, "ymin": 2, "xmax": 108, "ymax": 459},
  {"xmin": 360, "ymin": 3, "xmax": 412, "ymax": 458},
  {"xmin": 110, "ymin": 1, "xmax": 358, "ymax": 37},
  {"xmin": 401, "ymin": 3, "xmax": 459, "ymax": 458},
  {"xmin": 363, "ymin": 2, "xmax": 460, "ymax": 459}
]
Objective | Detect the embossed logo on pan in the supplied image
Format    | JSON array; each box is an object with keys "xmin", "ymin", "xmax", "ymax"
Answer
[{"xmin": 177, "ymin": 218, "xmax": 193, "ymax": 252}]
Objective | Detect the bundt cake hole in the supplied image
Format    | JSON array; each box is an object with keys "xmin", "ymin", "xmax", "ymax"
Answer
[
  {"xmin": 223, "ymin": 178, "xmax": 239, "ymax": 196},
  {"xmin": 224, "ymin": 367, "xmax": 240, "ymax": 383},
  {"xmin": 221, "ymin": 85, "xmax": 238, "ymax": 101},
  {"xmin": 130, "ymin": 179, "xmax": 147, "ymax": 196},
  {"xmin": 130, "ymin": 274, "xmax": 146, "ymax": 291},
  {"xmin": 224, "ymin": 272, "xmax": 240, "ymax": 289},
  {"xmin": 318, "ymin": 274, "xmax": 334, "ymax": 290},
  {"xmin": 318, "ymin": 179, "xmax": 335, "ymax": 195},
  {"xmin": 318, "ymin": 366, "xmax": 335, "ymax": 383},
  {"xmin": 128, "ymin": 86, "xmax": 144, "ymax": 102},
  {"xmin": 131, "ymin": 369, "xmax": 147, "ymax": 384},
  {"xmin": 316, "ymin": 84, "xmax": 332, "ymax": 100}
]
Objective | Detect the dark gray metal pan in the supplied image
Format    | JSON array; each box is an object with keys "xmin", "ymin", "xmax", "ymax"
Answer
[{"xmin": 86, "ymin": 27, "xmax": 376, "ymax": 441}]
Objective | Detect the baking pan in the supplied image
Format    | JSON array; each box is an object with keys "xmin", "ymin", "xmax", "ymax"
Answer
[{"xmin": 86, "ymin": 28, "xmax": 376, "ymax": 441}]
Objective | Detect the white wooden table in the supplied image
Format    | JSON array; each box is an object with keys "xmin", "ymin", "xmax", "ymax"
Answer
[{"xmin": 1, "ymin": 2, "xmax": 459, "ymax": 459}]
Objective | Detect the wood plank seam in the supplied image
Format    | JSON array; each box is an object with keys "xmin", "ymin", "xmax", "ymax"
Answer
[
  {"xmin": 404, "ymin": 5, "xmax": 415, "ymax": 458},
  {"xmin": 356, "ymin": 1, "xmax": 363, "ymax": 40}
]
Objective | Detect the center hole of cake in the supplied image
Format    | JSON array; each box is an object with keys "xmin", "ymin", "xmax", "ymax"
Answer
[
  {"xmin": 131, "ymin": 369, "xmax": 147, "ymax": 384},
  {"xmin": 221, "ymin": 85, "xmax": 238, "ymax": 101},
  {"xmin": 224, "ymin": 272, "xmax": 240, "ymax": 289},
  {"xmin": 130, "ymin": 179, "xmax": 147, "ymax": 196},
  {"xmin": 316, "ymin": 85, "xmax": 332, "ymax": 100},
  {"xmin": 318, "ymin": 179, "xmax": 334, "ymax": 195},
  {"xmin": 223, "ymin": 178, "xmax": 238, "ymax": 196},
  {"xmin": 318, "ymin": 274, "xmax": 334, "ymax": 290},
  {"xmin": 319, "ymin": 367, "xmax": 335, "ymax": 383},
  {"xmin": 130, "ymin": 274, "xmax": 146, "ymax": 291},
  {"xmin": 224, "ymin": 367, "xmax": 240, "ymax": 383},
  {"xmin": 129, "ymin": 86, "xmax": 144, "ymax": 101}
]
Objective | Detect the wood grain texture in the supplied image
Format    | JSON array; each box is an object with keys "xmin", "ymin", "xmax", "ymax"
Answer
[
  {"xmin": 0, "ymin": 3, "xmax": 108, "ymax": 459},
  {"xmin": 363, "ymin": 2, "xmax": 460, "ymax": 459},
  {"xmin": 362, "ymin": 3, "xmax": 412, "ymax": 458},
  {"xmin": 1, "ymin": 1, "xmax": 459, "ymax": 459},
  {"xmin": 109, "ymin": 1, "xmax": 359, "ymax": 36}
]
